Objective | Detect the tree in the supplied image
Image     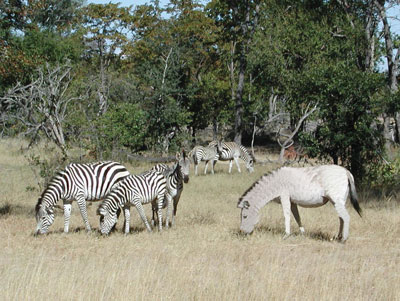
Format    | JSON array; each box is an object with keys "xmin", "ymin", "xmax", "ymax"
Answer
[
  {"xmin": 81, "ymin": 3, "xmax": 132, "ymax": 115},
  {"xmin": 0, "ymin": 62, "xmax": 81, "ymax": 158},
  {"xmin": 207, "ymin": 0, "xmax": 261, "ymax": 144}
]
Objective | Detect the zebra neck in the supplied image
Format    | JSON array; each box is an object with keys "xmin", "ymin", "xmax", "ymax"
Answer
[
  {"xmin": 243, "ymin": 174, "xmax": 281, "ymax": 211},
  {"xmin": 239, "ymin": 146, "xmax": 251, "ymax": 163},
  {"xmin": 40, "ymin": 185, "xmax": 62, "ymax": 209}
]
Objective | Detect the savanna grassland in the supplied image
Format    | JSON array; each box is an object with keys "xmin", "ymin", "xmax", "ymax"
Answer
[{"xmin": 0, "ymin": 139, "xmax": 400, "ymax": 300}]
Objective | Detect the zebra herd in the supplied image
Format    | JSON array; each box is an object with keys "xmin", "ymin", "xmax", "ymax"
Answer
[{"xmin": 35, "ymin": 141, "xmax": 252, "ymax": 235}]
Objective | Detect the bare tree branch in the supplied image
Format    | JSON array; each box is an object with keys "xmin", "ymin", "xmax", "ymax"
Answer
[
  {"xmin": 278, "ymin": 103, "xmax": 318, "ymax": 163},
  {"xmin": 0, "ymin": 62, "xmax": 80, "ymax": 158}
]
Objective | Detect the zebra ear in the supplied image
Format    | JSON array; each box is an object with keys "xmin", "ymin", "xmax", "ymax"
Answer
[
  {"xmin": 97, "ymin": 207, "xmax": 106, "ymax": 216},
  {"xmin": 175, "ymin": 152, "xmax": 181, "ymax": 161},
  {"xmin": 238, "ymin": 200, "xmax": 250, "ymax": 209}
]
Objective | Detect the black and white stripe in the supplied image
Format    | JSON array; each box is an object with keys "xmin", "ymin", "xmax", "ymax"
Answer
[
  {"xmin": 97, "ymin": 170, "xmax": 167, "ymax": 235},
  {"xmin": 35, "ymin": 161, "xmax": 130, "ymax": 235},
  {"xmin": 189, "ymin": 145, "xmax": 219, "ymax": 175},
  {"xmin": 150, "ymin": 150, "xmax": 190, "ymax": 227},
  {"xmin": 209, "ymin": 141, "xmax": 255, "ymax": 173}
]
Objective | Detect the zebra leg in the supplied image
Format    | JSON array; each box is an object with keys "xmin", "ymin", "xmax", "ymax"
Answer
[
  {"xmin": 63, "ymin": 201, "xmax": 72, "ymax": 233},
  {"xmin": 334, "ymin": 203, "xmax": 350, "ymax": 242},
  {"xmin": 290, "ymin": 203, "xmax": 305, "ymax": 234},
  {"xmin": 204, "ymin": 161, "xmax": 209, "ymax": 175},
  {"xmin": 211, "ymin": 160, "xmax": 216, "ymax": 174},
  {"xmin": 171, "ymin": 193, "xmax": 181, "ymax": 227},
  {"xmin": 281, "ymin": 195, "xmax": 291, "ymax": 239},
  {"xmin": 123, "ymin": 206, "xmax": 130, "ymax": 234},
  {"xmin": 234, "ymin": 157, "xmax": 241, "ymax": 173},
  {"xmin": 76, "ymin": 196, "xmax": 91, "ymax": 232},
  {"xmin": 164, "ymin": 193, "xmax": 173, "ymax": 230},
  {"xmin": 151, "ymin": 204, "xmax": 157, "ymax": 227},
  {"xmin": 134, "ymin": 201, "xmax": 152, "ymax": 232},
  {"xmin": 228, "ymin": 160, "xmax": 233, "ymax": 173},
  {"xmin": 195, "ymin": 163, "xmax": 198, "ymax": 176}
]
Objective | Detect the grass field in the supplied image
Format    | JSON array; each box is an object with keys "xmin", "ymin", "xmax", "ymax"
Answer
[{"xmin": 1, "ymin": 139, "xmax": 400, "ymax": 300}]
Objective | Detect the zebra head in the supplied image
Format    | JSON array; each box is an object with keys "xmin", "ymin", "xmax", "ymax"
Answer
[
  {"xmin": 35, "ymin": 201, "xmax": 55, "ymax": 235},
  {"xmin": 237, "ymin": 197, "xmax": 259, "ymax": 235},
  {"xmin": 97, "ymin": 205, "xmax": 117, "ymax": 235},
  {"xmin": 246, "ymin": 157, "xmax": 255, "ymax": 173},
  {"xmin": 176, "ymin": 150, "xmax": 190, "ymax": 183}
]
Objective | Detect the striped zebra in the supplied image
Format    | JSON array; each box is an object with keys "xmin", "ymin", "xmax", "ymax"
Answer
[
  {"xmin": 35, "ymin": 161, "xmax": 130, "ymax": 235},
  {"xmin": 209, "ymin": 141, "xmax": 255, "ymax": 173},
  {"xmin": 189, "ymin": 145, "xmax": 219, "ymax": 175},
  {"xmin": 97, "ymin": 170, "xmax": 167, "ymax": 235},
  {"xmin": 151, "ymin": 150, "xmax": 190, "ymax": 227}
]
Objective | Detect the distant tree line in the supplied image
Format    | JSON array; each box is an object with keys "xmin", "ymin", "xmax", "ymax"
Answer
[{"xmin": 1, "ymin": 0, "xmax": 400, "ymax": 185}]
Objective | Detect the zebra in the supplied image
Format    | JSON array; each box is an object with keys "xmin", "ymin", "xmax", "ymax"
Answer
[
  {"xmin": 209, "ymin": 141, "xmax": 255, "ymax": 173},
  {"xmin": 150, "ymin": 150, "xmax": 190, "ymax": 227},
  {"xmin": 97, "ymin": 169, "xmax": 167, "ymax": 235},
  {"xmin": 35, "ymin": 161, "xmax": 130, "ymax": 235},
  {"xmin": 189, "ymin": 145, "xmax": 219, "ymax": 175}
]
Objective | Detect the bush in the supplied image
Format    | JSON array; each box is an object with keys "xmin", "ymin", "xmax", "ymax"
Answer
[
  {"xmin": 365, "ymin": 157, "xmax": 400, "ymax": 193},
  {"xmin": 96, "ymin": 103, "xmax": 148, "ymax": 156}
]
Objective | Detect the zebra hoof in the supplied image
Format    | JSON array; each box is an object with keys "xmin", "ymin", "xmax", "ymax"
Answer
[{"xmin": 282, "ymin": 233, "xmax": 291, "ymax": 240}]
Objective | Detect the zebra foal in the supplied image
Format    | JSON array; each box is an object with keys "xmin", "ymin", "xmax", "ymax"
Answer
[
  {"xmin": 189, "ymin": 145, "xmax": 219, "ymax": 175},
  {"xmin": 35, "ymin": 161, "xmax": 130, "ymax": 235},
  {"xmin": 151, "ymin": 150, "xmax": 190, "ymax": 227},
  {"xmin": 209, "ymin": 141, "xmax": 255, "ymax": 173},
  {"xmin": 97, "ymin": 170, "xmax": 167, "ymax": 235}
]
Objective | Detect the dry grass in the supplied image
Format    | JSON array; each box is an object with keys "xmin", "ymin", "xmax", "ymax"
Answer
[{"xmin": 1, "ymin": 138, "xmax": 400, "ymax": 300}]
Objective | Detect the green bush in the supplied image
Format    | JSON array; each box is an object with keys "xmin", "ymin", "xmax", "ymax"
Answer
[
  {"xmin": 365, "ymin": 157, "xmax": 400, "ymax": 192},
  {"xmin": 96, "ymin": 103, "xmax": 148, "ymax": 155}
]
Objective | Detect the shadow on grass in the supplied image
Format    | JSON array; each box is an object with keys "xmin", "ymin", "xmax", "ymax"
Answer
[
  {"xmin": 230, "ymin": 225, "xmax": 333, "ymax": 242},
  {"xmin": 31, "ymin": 223, "xmax": 150, "ymax": 237},
  {"xmin": 185, "ymin": 211, "xmax": 216, "ymax": 226},
  {"xmin": 0, "ymin": 203, "xmax": 34, "ymax": 218}
]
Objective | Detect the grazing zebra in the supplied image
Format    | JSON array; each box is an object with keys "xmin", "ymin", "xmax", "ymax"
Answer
[
  {"xmin": 151, "ymin": 150, "xmax": 190, "ymax": 226},
  {"xmin": 97, "ymin": 170, "xmax": 167, "ymax": 235},
  {"xmin": 209, "ymin": 141, "xmax": 255, "ymax": 173},
  {"xmin": 238, "ymin": 165, "xmax": 362, "ymax": 242},
  {"xmin": 189, "ymin": 145, "xmax": 219, "ymax": 175},
  {"xmin": 35, "ymin": 161, "xmax": 130, "ymax": 235}
]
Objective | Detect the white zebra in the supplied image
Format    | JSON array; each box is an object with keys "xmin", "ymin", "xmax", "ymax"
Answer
[
  {"xmin": 97, "ymin": 170, "xmax": 167, "ymax": 235},
  {"xmin": 151, "ymin": 150, "xmax": 190, "ymax": 227},
  {"xmin": 209, "ymin": 140, "xmax": 255, "ymax": 173},
  {"xmin": 189, "ymin": 145, "xmax": 219, "ymax": 175},
  {"xmin": 237, "ymin": 165, "xmax": 362, "ymax": 242},
  {"xmin": 35, "ymin": 161, "xmax": 130, "ymax": 235}
]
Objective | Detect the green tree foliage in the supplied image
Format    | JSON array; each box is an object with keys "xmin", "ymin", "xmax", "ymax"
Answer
[
  {"xmin": 96, "ymin": 103, "xmax": 148, "ymax": 155},
  {"xmin": 1, "ymin": 0, "xmax": 398, "ymax": 184},
  {"xmin": 0, "ymin": 0, "xmax": 84, "ymax": 91}
]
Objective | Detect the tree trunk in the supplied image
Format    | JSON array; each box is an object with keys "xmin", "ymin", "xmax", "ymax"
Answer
[
  {"xmin": 212, "ymin": 118, "xmax": 218, "ymax": 141},
  {"xmin": 234, "ymin": 52, "xmax": 245, "ymax": 145},
  {"xmin": 383, "ymin": 114, "xmax": 393, "ymax": 160},
  {"xmin": 375, "ymin": 1, "xmax": 399, "ymax": 155}
]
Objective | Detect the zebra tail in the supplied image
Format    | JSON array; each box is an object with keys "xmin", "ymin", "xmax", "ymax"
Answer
[{"xmin": 347, "ymin": 170, "xmax": 362, "ymax": 217}]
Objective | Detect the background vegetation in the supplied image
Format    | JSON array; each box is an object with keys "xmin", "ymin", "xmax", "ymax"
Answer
[{"xmin": 1, "ymin": 0, "xmax": 400, "ymax": 186}]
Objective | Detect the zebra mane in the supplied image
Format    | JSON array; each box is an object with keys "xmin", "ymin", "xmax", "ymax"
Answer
[
  {"xmin": 239, "ymin": 144, "xmax": 255, "ymax": 162},
  {"xmin": 35, "ymin": 198, "xmax": 42, "ymax": 214},
  {"xmin": 238, "ymin": 172, "xmax": 272, "ymax": 206},
  {"xmin": 35, "ymin": 170, "xmax": 67, "ymax": 211}
]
